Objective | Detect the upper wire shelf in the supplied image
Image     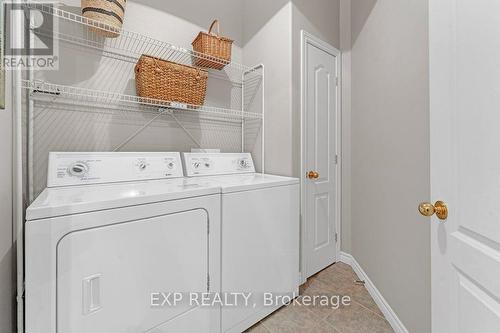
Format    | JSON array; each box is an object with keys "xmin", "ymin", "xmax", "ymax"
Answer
[
  {"xmin": 29, "ymin": 3, "xmax": 259, "ymax": 83},
  {"xmin": 22, "ymin": 80, "xmax": 263, "ymax": 120}
]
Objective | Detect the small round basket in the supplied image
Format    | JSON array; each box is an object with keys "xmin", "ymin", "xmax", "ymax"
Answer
[{"xmin": 81, "ymin": 0, "xmax": 126, "ymax": 38}]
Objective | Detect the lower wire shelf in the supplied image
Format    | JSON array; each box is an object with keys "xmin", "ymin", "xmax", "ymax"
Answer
[{"xmin": 21, "ymin": 80, "xmax": 263, "ymax": 121}]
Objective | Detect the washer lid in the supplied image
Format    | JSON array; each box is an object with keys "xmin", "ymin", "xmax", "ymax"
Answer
[
  {"xmin": 197, "ymin": 173, "xmax": 300, "ymax": 193},
  {"xmin": 26, "ymin": 178, "xmax": 220, "ymax": 221}
]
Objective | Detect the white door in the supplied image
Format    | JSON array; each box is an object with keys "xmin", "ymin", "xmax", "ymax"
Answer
[
  {"xmin": 429, "ymin": 1, "xmax": 500, "ymax": 332},
  {"xmin": 302, "ymin": 31, "xmax": 340, "ymax": 279}
]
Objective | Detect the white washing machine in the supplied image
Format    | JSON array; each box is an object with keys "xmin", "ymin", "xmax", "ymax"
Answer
[
  {"xmin": 183, "ymin": 153, "xmax": 300, "ymax": 333},
  {"xmin": 25, "ymin": 152, "xmax": 221, "ymax": 333}
]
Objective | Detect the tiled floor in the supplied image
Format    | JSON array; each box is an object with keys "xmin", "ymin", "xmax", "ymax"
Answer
[{"xmin": 245, "ymin": 263, "xmax": 395, "ymax": 333}]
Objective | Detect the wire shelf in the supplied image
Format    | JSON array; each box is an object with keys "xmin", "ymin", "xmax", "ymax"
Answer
[
  {"xmin": 22, "ymin": 4, "xmax": 265, "ymax": 200},
  {"xmin": 28, "ymin": 3, "xmax": 257, "ymax": 83},
  {"xmin": 22, "ymin": 80, "xmax": 263, "ymax": 120}
]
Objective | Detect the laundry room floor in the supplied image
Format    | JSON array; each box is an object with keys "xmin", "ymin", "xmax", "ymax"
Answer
[{"xmin": 245, "ymin": 263, "xmax": 395, "ymax": 333}]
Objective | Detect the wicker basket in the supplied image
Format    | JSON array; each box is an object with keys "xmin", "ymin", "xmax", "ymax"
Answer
[
  {"xmin": 135, "ymin": 55, "xmax": 208, "ymax": 106},
  {"xmin": 192, "ymin": 20, "xmax": 233, "ymax": 70},
  {"xmin": 81, "ymin": 0, "xmax": 126, "ymax": 38}
]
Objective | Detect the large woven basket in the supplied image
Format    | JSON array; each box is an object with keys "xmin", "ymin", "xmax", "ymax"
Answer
[
  {"xmin": 192, "ymin": 20, "xmax": 233, "ymax": 70},
  {"xmin": 81, "ymin": 0, "xmax": 126, "ymax": 38},
  {"xmin": 135, "ymin": 55, "xmax": 208, "ymax": 106}
]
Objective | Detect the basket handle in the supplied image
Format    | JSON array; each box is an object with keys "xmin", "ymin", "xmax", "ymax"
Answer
[
  {"xmin": 152, "ymin": 58, "xmax": 162, "ymax": 73},
  {"xmin": 208, "ymin": 20, "xmax": 220, "ymax": 37}
]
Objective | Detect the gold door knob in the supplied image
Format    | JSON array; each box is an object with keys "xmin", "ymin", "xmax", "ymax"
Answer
[
  {"xmin": 307, "ymin": 171, "xmax": 320, "ymax": 179},
  {"xmin": 418, "ymin": 201, "xmax": 448, "ymax": 220}
]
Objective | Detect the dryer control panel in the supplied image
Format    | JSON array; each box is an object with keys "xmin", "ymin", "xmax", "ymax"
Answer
[
  {"xmin": 183, "ymin": 153, "xmax": 256, "ymax": 177},
  {"xmin": 47, "ymin": 152, "xmax": 183, "ymax": 187}
]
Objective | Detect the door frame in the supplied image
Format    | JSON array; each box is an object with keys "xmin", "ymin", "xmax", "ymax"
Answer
[{"xmin": 300, "ymin": 30, "xmax": 342, "ymax": 282}]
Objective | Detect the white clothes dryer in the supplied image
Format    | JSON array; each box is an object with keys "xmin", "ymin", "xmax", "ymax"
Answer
[{"xmin": 25, "ymin": 152, "xmax": 221, "ymax": 333}]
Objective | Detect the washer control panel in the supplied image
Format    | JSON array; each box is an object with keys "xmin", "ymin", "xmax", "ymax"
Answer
[
  {"xmin": 183, "ymin": 153, "xmax": 255, "ymax": 177},
  {"xmin": 47, "ymin": 152, "xmax": 183, "ymax": 187}
]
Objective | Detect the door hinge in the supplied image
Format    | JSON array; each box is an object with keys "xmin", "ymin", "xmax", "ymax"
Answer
[
  {"xmin": 335, "ymin": 233, "xmax": 338, "ymax": 243},
  {"xmin": 207, "ymin": 274, "xmax": 210, "ymax": 292},
  {"xmin": 335, "ymin": 155, "xmax": 339, "ymax": 165},
  {"xmin": 336, "ymin": 77, "xmax": 339, "ymax": 86}
]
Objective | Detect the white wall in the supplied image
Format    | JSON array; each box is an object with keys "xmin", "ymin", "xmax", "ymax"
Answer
[
  {"xmin": 131, "ymin": 0, "xmax": 244, "ymax": 48},
  {"xmin": 30, "ymin": 0, "xmax": 252, "ymax": 197},
  {"xmin": 291, "ymin": 0, "xmax": 341, "ymax": 176},
  {"xmin": 243, "ymin": 0, "xmax": 292, "ymax": 176},
  {"xmin": 242, "ymin": 0, "xmax": 342, "ymax": 179},
  {"xmin": 350, "ymin": 1, "xmax": 430, "ymax": 332},
  {"xmin": 7, "ymin": 3, "xmax": 253, "ymax": 330},
  {"xmin": 242, "ymin": 0, "xmax": 343, "ymax": 279},
  {"xmin": 0, "ymin": 70, "xmax": 14, "ymax": 333},
  {"xmin": 10, "ymin": 2, "xmax": 342, "ymax": 331},
  {"xmin": 339, "ymin": 0, "xmax": 351, "ymax": 253}
]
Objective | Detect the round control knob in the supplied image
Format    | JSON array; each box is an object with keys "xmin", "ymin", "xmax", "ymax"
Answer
[
  {"xmin": 138, "ymin": 162, "xmax": 147, "ymax": 171},
  {"xmin": 68, "ymin": 162, "xmax": 89, "ymax": 177},
  {"xmin": 193, "ymin": 162, "xmax": 201, "ymax": 169},
  {"xmin": 167, "ymin": 162, "xmax": 174, "ymax": 169},
  {"xmin": 239, "ymin": 159, "xmax": 249, "ymax": 168}
]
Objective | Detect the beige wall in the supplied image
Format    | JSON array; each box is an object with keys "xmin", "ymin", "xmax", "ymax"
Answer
[{"xmin": 350, "ymin": 0, "xmax": 430, "ymax": 332}]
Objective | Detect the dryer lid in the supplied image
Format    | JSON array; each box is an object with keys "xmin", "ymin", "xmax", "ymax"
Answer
[
  {"xmin": 28, "ymin": 152, "xmax": 220, "ymax": 221},
  {"xmin": 26, "ymin": 178, "xmax": 220, "ymax": 221}
]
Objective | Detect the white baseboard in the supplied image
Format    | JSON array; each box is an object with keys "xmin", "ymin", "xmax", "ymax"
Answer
[
  {"xmin": 339, "ymin": 251, "xmax": 352, "ymax": 265},
  {"xmin": 339, "ymin": 252, "xmax": 409, "ymax": 333}
]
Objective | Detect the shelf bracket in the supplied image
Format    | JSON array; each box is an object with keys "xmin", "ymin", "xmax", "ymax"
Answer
[
  {"xmin": 168, "ymin": 112, "xmax": 206, "ymax": 152},
  {"xmin": 112, "ymin": 108, "xmax": 207, "ymax": 152},
  {"xmin": 112, "ymin": 109, "xmax": 168, "ymax": 152}
]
